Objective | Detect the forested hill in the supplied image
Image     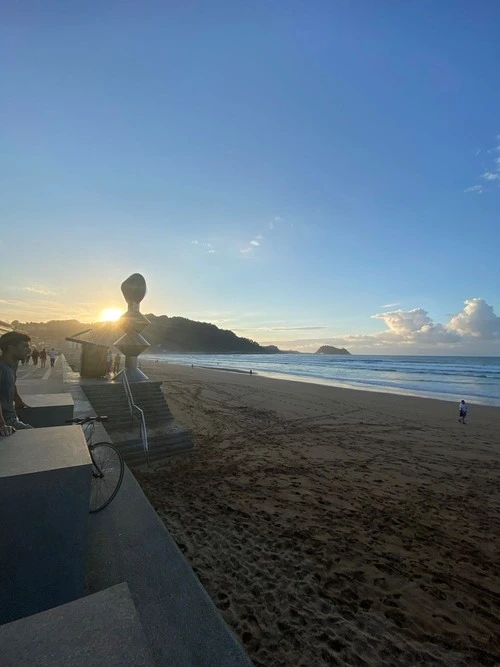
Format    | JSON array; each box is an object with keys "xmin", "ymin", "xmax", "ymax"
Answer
[
  {"xmin": 144, "ymin": 314, "xmax": 283, "ymax": 353},
  {"xmin": 9, "ymin": 315, "xmax": 291, "ymax": 354}
]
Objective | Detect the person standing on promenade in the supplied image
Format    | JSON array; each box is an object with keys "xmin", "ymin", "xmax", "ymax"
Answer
[
  {"xmin": 458, "ymin": 399, "xmax": 468, "ymax": 424},
  {"xmin": 31, "ymin": 347, "xmax": 39, "ymax": 366},
  {"xmin": 106, "ymin": 348, "xmax": 113, "ymax": 374},
  {"xmin": 48, "ymin": 348, "xmax": 57, "ymax": 368},
  {"xmin": 113, "ymin": 352, "xmax": 121, "ymax": 374},
  {"xmin": 0, "ymin": 331, "xmax": 33, "ymax": 435},
  {"xmin": 40, "ymin": 348, "xmax": 47, "ymax": 368}
]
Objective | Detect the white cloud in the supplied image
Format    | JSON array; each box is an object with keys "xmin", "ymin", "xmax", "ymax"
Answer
[
  {"xmin": 448, "ymin": 298, "xmax": 500, "ymax": 339},
  {"xmin": 23, "ymin": 285, "xmax": 56, "ymax": 296},
  {"xmin": 380, "ymin": 302, "xmax": 400, "ymax": 309},
  {"xmin": 371, "ymin": 308, "xmax": 459, "ymax": 344},
  {"xmin": 467, "ymin": 133, "xmax": 500, "ymax": 192},
  {"xmin": 271, "ymin": 326, "xmax": 327, "ymax": 332},
  {"xmin": 191, "ymin": 240, "xmax": 215, "ymax": 253},
  {"xmin": 274, "ymin": 216, "xmax": 283, "ymax": 222},
  {"xmin": 242, "ymin": 233, "xmax": 265, "ymax": 254}
]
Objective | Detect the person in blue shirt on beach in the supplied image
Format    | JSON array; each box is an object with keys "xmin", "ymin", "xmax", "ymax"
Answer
[{"xmin": 458, "ymin": 400, "xmax": 468, "ymax": 425}]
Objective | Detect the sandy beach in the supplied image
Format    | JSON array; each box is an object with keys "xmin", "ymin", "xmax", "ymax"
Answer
[{"xmin": 135, "ymin": 361, "xmax": 500, "ymax": 666}]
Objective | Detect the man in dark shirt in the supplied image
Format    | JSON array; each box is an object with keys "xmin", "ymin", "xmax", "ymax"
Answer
[{"xmin": 0, "ymin": 331, "xmax": 33, "ymax": 436}]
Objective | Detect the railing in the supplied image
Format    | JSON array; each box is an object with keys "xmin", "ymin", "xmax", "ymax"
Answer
[{"xmin": 121, "ymin": 370, "xmax": 149, "ymax": 467}]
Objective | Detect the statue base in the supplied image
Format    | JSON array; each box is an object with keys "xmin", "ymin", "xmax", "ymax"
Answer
[{"xmin": 115, "ymin": 368, "xmax": 149, "ymax": 383}]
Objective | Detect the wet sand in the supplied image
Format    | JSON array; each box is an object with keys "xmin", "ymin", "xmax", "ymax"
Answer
[{"xmin": 135, "ymin": 361, "xmax": 500, "ymax": 666}]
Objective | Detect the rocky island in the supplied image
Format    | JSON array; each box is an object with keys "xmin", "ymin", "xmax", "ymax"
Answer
[{"xmin": 315, "ymin": 345, "xmax": 351, "ymax": 355}]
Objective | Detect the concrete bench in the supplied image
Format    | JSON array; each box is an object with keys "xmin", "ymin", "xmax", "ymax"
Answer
[
  {"xmin": 0, "ymin": 582, "xmax": 154, "ymax": 666},
  {"xmin": 18, "ymin": 393, "xmax": 74, "ymax": 428},
  {"xmin": 0, "ymin": 425, "xmax": 91, "ymax": 625}
]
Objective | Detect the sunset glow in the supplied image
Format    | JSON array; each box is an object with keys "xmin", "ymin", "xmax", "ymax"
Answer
[{"xmin": 100, "ymin": 308, "xmax": 122, "ymax": 322}]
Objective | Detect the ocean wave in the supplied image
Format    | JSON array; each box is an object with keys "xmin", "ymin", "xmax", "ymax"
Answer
[{"xmin": 150, "ymin": 353, "xmax": 500, "ymax": 405}]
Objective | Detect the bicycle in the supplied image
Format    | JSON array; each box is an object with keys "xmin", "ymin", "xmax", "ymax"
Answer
[{"xmin": 67, "ymin": 416, "xmax": 125, "ymax": 513}]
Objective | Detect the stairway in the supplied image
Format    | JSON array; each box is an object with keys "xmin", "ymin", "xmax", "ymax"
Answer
[
  {"xmin": 81, "ymin": 380, "xmax": 193, "ymax": 467},
  {"xmin": 81, "ymin": 382, "xmax": 173, "ymax": 430},
  {"xmin": 115, "ymin": 432, "xmax": 194, "ymax": 467}
]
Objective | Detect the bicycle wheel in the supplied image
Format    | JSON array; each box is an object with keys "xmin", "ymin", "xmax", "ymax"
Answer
[{"xmin": 89, "ymin": 442, "xmax": 124, "ymax": 513}]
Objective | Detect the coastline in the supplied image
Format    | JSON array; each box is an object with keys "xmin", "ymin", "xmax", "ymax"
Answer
[
  {"xmin": 136, "ymin": 360, "xmax": 500, "ymax": 666},
  {"xmin": 143, "ymin": 356, "xmax": 500, "ymax": 407}
]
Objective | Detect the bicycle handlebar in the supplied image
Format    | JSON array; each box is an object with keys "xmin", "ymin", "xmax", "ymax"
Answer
[{"xmin": 66, "ymin": 416, "xmax": 109, "ymax": 425}]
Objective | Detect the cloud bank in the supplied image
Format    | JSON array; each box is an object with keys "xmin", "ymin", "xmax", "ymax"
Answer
[{"xmin": 263, "ymin": 298, "xmax": 500, "ymax": 353}]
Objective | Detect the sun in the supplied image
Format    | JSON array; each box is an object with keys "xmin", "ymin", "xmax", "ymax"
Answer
[{"xmin": 100, "ymin": 308, "xmax": 123, "ymax": 322}]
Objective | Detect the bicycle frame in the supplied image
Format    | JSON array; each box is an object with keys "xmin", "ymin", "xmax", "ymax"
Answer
[{"xmin": 83, "ymin": 421, "xmax": 105, "ymax": 479}]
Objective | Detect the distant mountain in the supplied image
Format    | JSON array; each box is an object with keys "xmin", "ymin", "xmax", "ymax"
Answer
[
  {"xmin": 9, "ymin": 315, "xmax": 297, "ymax": 355},
  {"xmin": 315, "ymin": 345, "xmax": 351, "ymax": 355}
]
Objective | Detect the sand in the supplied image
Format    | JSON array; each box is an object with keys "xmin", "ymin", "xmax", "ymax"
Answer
[{"xmin": 135, "ymin": 361, "xmax": 500, "ymax": 666}]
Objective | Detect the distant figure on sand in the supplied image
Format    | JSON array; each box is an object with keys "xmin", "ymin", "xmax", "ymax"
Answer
[
  {"xmin": 49, "ymin": 348, "xmax": 57, "ymax": 367},
  {"xmin": 458, "ymin": 399, "xmax": 468, "ymax": 424},
  {"xmin": 40, "ymin": 348, "xmax": 47, "ymax": 367},
  {"xmin": 113, "ymin": 352, "xmax": 121, "ymax": 374},
  {"xmin": 106, "ymin": 349, "xmax": 113, "ymax": 374},
  {"xmin": 31, "ymin": 348, "xmax": 39, "ymax": 366}
]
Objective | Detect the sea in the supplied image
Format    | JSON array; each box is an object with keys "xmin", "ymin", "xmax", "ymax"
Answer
[{"xmin": 142, "ymin": 353, "xmax": 500, "ymax": 407}]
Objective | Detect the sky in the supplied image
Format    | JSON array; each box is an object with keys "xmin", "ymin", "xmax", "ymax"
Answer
[{"xmin": 1, "ymin": 0, "xmax": 499, "ymax": 354}]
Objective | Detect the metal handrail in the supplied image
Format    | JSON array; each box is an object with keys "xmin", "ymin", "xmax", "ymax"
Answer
[{"xmin": 121, "ymin": 371, "xmax": 149, "ymax": 467}]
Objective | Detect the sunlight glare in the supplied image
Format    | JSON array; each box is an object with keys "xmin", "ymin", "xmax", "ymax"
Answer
[{"xmin": 100, "ymin": 308, "xmax": 123, "ymax": 322}]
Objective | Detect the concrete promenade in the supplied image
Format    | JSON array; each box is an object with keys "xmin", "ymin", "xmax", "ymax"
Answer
[{"xmin": 11, "ymin": 356, "xmax": 253, "ymax": 666}]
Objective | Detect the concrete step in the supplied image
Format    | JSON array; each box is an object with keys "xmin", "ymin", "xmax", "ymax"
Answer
[
  {"xmin": 81, "ymin": 382, "xmax": 174, "ymax": 429},
  {"xmin": 113, "ymin": 433, "xmax": 193, "ymax": 468}
]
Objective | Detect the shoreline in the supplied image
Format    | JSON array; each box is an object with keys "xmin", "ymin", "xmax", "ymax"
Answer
[{"xmin": 143, "ymin": 358, "xmax": 500, "ymax": 407}]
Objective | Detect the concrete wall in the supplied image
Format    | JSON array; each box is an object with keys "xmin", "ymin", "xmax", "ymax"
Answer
[
  {"xmin": 18, "ymin": 393, "xmax": 74, "ymax": 428},
  {"xmin": 0, "ymin": 426, "xmax": 91, "ymax": 625}
]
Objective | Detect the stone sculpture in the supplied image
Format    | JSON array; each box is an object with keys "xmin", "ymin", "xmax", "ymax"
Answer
[{"xmin": 114, "ymin": 274, "xmax": 150, "ymax": 382}]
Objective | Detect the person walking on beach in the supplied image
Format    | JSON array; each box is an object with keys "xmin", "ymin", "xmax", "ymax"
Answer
[
  {"xmin": 40, "ymin": 348, "xmax": 47, "ymax": 368},
  {"xmin": 458, "ymin": 399, "xmax": 468, "ymax": 425},
  {"xmin": 31, "ymin": 347, "xmax": 39, "ymax": 366},
  {"xmin": 48, "ymin": 348, "xmax": 57, "ymax": 368},
  {"xmin": 0, "ymin": 331, "xmax": 34, "ymax": 434}
]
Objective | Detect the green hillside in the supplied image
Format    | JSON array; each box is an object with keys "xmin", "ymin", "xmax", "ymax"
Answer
[{"xmin": 9, "ymin": 315, "xmax": 291, "ymax": 354}]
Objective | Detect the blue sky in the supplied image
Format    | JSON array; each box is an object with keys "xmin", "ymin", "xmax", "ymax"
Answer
[{"xmin": 1, "ymin": 1, "xmax": 499, "ymax": 353}]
